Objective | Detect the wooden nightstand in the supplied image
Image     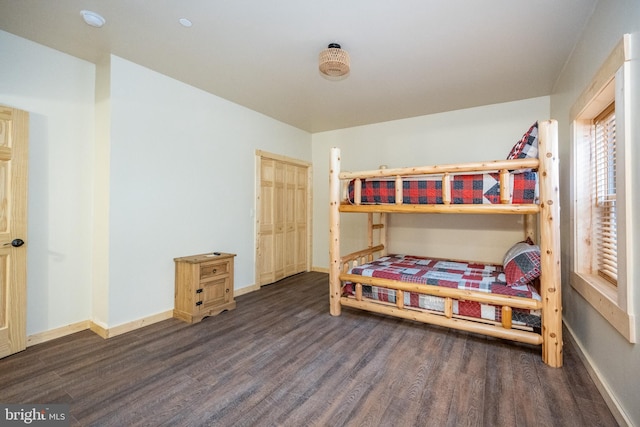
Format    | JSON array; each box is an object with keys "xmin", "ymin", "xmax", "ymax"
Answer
[{"xmin": 173, "ymin": 252, "xmax": 236, "ymax": 323}]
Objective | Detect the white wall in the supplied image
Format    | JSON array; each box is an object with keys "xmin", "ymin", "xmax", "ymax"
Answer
[
  {"xmin": 312, "ymin": 96, "xmax": 550, "ymax": 268},
  {"xmin": 104, "ymin": 56, "xmax": 311, "ymax": 327},
  {"xmin": 0, "ymin": 30, "xmax": 95, "ymax": 335},
  {"xmin": 550, "ymin": 0, "xmax": 640, "ymax": 424}
]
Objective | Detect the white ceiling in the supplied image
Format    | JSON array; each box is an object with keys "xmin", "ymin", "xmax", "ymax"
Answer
[{"xmin": 0, "ymin": 0, "xmax": 597, "ymax": 132}]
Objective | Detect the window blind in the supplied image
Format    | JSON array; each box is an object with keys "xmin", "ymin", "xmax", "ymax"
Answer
[{"xmin": 593, "ymin": 103, "xmax": 617, "ymax": 284}]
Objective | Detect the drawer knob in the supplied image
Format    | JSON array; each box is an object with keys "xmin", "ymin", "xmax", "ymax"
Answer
[
  {"xmin": 195, "ymin": 301, "xmax": 203, "ymax": 306},
  {"xmin": 196, "ymin": 288, "xmax": 203, "ymax": 294},
  {"xmin": 212, "ymin": 268, "xmax": 217, "ymax": 274},
  {"xmin": 226, "ymin": 288, "xmax": 229, "ymax": 293}
]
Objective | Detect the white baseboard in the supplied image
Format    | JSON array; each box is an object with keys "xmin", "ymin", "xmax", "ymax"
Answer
[
  {"xmin": 92, "ymin": 310, "xmax": 174, "ymax": 339},
  {"xmin": 26, "ymin": 273, "xmax": 321, "ymax": 346},
  {"xmin": 27, "ymin": 310, "xmax": 174, "ymax": 344},
  {"xmin": 27, "ymin": 320, "xmax": 91, "ymax": 347},
  {"xmin": 235, "ymin": 283, "xmax": 260, "ymax": 296},
  {"xmin": 564, "ymin": 322, "xmax": 632, "ymax": 427}
]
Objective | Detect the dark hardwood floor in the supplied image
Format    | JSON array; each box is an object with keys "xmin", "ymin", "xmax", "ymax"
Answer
[{"xmin": 0, "ymin": 272, "xmax": 617, "ymax": 426}]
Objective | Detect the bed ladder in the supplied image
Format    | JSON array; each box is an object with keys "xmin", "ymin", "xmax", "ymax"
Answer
[{"xmin": 368, "ymin": 212, "xmax": 387, "ymax": 257}]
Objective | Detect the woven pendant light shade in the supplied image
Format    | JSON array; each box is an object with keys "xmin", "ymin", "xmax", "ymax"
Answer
[{"xmin": 319, "ymin": 43, "xmax": 350, "ymax": 77}]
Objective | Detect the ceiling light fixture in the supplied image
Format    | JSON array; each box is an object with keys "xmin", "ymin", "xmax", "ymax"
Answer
[
  {"xmin": 80, "ymin": 10, "xmax": 106, "ymax": 28},
  {"xmin": 179, "ymin": 18, "xmax": 193, "ymax": 27},
  {"xmin": 319, "ymin": 43, "xmax": 350, "ymax": 78}
]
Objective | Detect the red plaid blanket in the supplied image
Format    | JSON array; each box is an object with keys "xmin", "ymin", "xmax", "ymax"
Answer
[
  {"xmin": 343, "ymin": 254, "xmax": 541, "ymax": 330},
  {"xmin": 348, "ymin": 171, "xmax": 537, "ymax": 204}
]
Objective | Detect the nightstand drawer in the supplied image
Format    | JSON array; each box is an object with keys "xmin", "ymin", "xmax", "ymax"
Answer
[{"xmin": 200, "ymin": 260, "xmax": 230, "ymax": 279}]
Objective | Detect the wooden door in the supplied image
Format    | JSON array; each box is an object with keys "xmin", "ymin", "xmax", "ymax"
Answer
[
  {"xmin": 294, "ymin": 165, "xmax": 307, "ymax": 272},
  {"xmin": 0, "ymin": 106, "xmax": 29, "ymax": 358},
  {"xmin": 257, "ymin": 159, "xmax": 276, "ymax": 285},
  {"xmin": 283, "ymin": 164, "xmax": 297, "ymax": 277},
  {"xmin": 273, "ymin": 161, "xmax": 285, "ymax": 280},
  {"xmin": 256, "ymin": 153, "xmax": 309, "ymax": 286}
]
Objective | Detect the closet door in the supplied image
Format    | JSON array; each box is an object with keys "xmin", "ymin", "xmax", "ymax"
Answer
[
  {"xmin": 256, "ymin": 153, "xmax": 310, "ymax": 286},
  {"xmin": 294, "ymin": 165, "xmax": 307, "ymax": 273},
  {"xmin": 257, "ymin": 158, "xmax": 276, "ymax": 285},
  {"xmin": 283, "ymin": 164, "xmax": 297, "ymax": 277},
  {"xmin": 272, "ymin": 161, "xmax": 285, "ymax": 280},
  {"xmin": 0, "ymin": 106, "xmax": 28, "ymax": 359}
]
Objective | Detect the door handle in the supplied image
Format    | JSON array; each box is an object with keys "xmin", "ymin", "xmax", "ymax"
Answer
[{"xmin": 4, "ymin": 238, "xmax": 25, "ymax": 247}]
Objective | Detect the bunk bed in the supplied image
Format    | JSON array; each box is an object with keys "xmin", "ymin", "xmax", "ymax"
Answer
[{"xmin": 329, "ymin": 120, "xmax": 562, "ymax": 367}]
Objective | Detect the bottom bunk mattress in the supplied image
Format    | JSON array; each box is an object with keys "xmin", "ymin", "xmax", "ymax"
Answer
[{"xmin": 342, "ymin": 254, "xmax": 541, "ymax": 332}]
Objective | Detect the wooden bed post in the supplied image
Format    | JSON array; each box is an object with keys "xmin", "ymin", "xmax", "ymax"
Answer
[
  {"xmin": 380, "ymin": 213, "xmax": 387, "ymax": 256},
  {"xmin": 329, "ymin": 148, "xmax": 342, "ymax": 316},
  {"xmin": 537, "ymin": 120, "xmax": 563, "ymax": 367}
]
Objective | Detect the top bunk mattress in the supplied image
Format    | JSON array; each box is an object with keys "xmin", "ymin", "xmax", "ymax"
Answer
[{"xmin": 347, "ymin": 171, "xmax": 538, "ymax": 205}]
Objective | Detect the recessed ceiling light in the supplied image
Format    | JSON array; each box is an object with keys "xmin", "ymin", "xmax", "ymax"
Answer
[
  {"xmin": 80, "ymin": 10, "xmax": 106, "ymax": 28},
  {"xmin": 179, "ymin": 18, "xmax": 193, "ymax": 27}
]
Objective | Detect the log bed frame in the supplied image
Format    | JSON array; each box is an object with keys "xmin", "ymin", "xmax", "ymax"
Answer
[{"xmin": 329, "ymin": 119, "xmax": 562, "ymax": 368}]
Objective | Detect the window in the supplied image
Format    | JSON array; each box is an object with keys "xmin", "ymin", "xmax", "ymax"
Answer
[{"xmin": 571, "ymin": 35, "xmax": 635, "ymax": 343}]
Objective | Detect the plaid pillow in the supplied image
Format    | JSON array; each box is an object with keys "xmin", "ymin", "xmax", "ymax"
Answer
[
  {"xmin": 503, "ymin": 239, "xmax": 541, "ymax": 287},
  {"xmin": 507, "ymin": 122, "xmax": 539, "ymax": 160}
]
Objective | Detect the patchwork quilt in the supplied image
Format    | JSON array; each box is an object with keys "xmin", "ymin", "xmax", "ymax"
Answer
[
  {"xmin": 343, "ymin": 254, "xmax": 541, "ymax": 331},
  {"xmin": 347, "ymin": 171, "xmax": 538, "ymax": 205}
]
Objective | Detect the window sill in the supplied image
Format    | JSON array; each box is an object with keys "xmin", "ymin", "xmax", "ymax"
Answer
[{"xmin": 570, "ymin": 272, "xmax": 636, "ymax": 343}]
